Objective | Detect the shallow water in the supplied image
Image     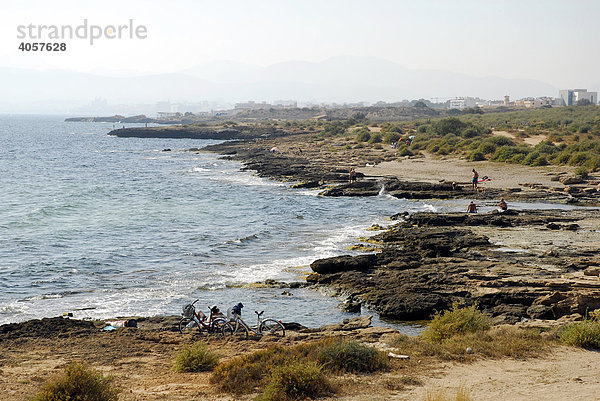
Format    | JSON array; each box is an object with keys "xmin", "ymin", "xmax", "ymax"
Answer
[{"xmin": 0, "ymin": 115, "xmax": 588, "ymax": 333}]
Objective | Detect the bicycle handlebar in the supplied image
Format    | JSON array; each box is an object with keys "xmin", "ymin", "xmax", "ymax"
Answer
[{"xmin": 255, "ymin": 310, "xmax": 264, "ymax": 317}]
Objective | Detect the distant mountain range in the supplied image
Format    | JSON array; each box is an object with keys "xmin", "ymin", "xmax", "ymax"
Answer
[{"xmin": 0, "ymin": 56, "xmax": 559, "ymax": 113}]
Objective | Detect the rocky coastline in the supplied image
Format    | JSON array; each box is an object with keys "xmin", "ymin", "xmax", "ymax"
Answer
[{"xmin": 201, "ymin": 136, "xmax": 600, "ymax": 325}]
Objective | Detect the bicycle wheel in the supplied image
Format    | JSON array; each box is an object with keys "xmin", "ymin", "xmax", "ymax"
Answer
[
  {"xmin": 259, "ymin": 319, "xmax": 285, "ymax": 337},
  {"xmin": 210, "ymin": 318, "xmax": 233, "ymax": 336},
  {"xmin": 178, "ymin": 317, "xmax": 198, "ymax": 334}
]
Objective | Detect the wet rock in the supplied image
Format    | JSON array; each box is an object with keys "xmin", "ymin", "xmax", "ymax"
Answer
[
  {"xmin": 290, "ymin": 181, "xmax": 321, "ymax": 189},
  {"xmin": 310, "ymin": 254, "xmax": 377, "ymax": 274},
  {"xmin": 0, "ymin": 317, "xmax": 96, "ymax": 341},
  {"xmin": 339, "ymin": 297, "xmax": 362, "ymax": 313}
]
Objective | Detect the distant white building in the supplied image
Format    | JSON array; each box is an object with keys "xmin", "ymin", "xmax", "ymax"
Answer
[
  {"xmin": 449, "ymin": 97, "xmax": 477, "ymax": 109},
  {"xmin": 558, "ymin": 89, "xmax": 597, "ymax": 106}
]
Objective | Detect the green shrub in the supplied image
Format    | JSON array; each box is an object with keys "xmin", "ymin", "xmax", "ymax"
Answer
[
  {"xmin": 174, "ymin": 342, "xmax": 220, "ymax": 373},
  {"xmin": 575, "ymin": 166, "xmax": 589, "ymax": 178},
  {"xmin": 559, "ymin": 319, "xmax": 600, "ymax": 348},
  {"xmin": 469, "ymin": 151, "xmax": 485, "ymax": 161},
  {"xmin": 368, "ymin": 133, "xmax": 382, "ymax": 143},
  {"xmin": 461, "ymin": 127, "xmax": 479, "ymax": 138},
  {"xmin": 383, "ymin": 131, "xmax": 402, "ymax": 144},
  {"xmin": 316, "ymin": 340, "xmax": 389, "ymax": 373},
  {"xmin": 355, "ymin": 128, "xmax": 371, "ymax": 142},
  {"xmin": 477, "ymin": 142, "xmax": 496, "ymax": 155},
  {"xmin": 211, "ymin": 346, "xmax": 290, "ymax": 394},
  {"xmin": 32, "ymin": 363, "xmax": 119, "ymax": 401},
  {"xmin": 422, "ymin": 303, "xmax": 491, "ymax": 343},
  {"xmin": 432, "ymin": 118, "xmax": 466, "ymax": 135},
  {"xmin": 398, "ymin": 147, "xmax": 414, "ymax": 157},
  {"xmin": 508, "ymin": 153, "xmax": 525, "ymax": 163},
  {"xmin": 490, "ymin": 145, "xmax": 529, "ymax": 162},
  {"xmin": 258, "ymin": 361, "xmax": 332, "ymax": 401},
  {"xmin": 531, "ymin": 155, "xmax": 549, "ymax": 166}
]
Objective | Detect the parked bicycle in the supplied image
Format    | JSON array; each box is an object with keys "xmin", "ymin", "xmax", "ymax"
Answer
[
  {"xmin": 226, "ymin": 304, "xmax": 285, "ymax": 338},
  {"xmin": 178, "ymin": 299, "xmax": 233, "ymax": 335}
]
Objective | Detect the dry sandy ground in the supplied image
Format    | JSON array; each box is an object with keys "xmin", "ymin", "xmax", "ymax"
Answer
[
  {"xmin": 398, "ymin": 348, "xmax": 600, "ymax": 401},
  {"xmin": 2, "ymin": 326, "xmax": 600, "ymax": 401},
  {"xmin": 358, "ymin": 154, "xmax": 573, "ymax": 190}
]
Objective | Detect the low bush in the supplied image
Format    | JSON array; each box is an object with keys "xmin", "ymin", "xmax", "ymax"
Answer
[
  {"xmin": 398, "ymin": 147, "xmax": 414, "ymax": 157},
  {"xmin": 469, "ymin": 151, "xmax": 485, "ymax": 161},
  {"xmin": 317, "ymin": 340, "xmax": 390, "ymax": 373},
  {"xmin": 355, "ymin": 128, "xmax": 371, "ymax": 142},
  {"xmin": 559, "ymin": 319, "xmax": 600, "ymax": 349},
  {"xmin": 392, "ymin": 325, "xmax": 550, "ymax": 362},
  {"xmin": 32, "ymin": 362, "xmax": 119, "ymax": 401},
  {"xmin": 383, "ymin": 131, "xmax": 402, "ymax": 144},
  {"xmin": 258, "ymin": 361, "xmax": 333, "ymax": 401},
  {"xmin": 211, "ymin": 339, "xmax": 389, "ymax": 396},
  {"xmin": 368, "ymin": 133, "xmax": 382, "ymax": 143},
  {"xmin": 174, "ymin": 342, "xmax": 220, "ymax": 373},
  {"xmin": 422, "ymin": 304, "xmax": 491, "ymax": 343},
  {"xmin": 211, "ymin": 346, "xmax": 289, "ymax": 394}
]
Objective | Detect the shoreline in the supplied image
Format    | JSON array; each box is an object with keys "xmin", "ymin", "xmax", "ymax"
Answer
[
  {"xmin": 198, "ymin": 135, "xmax": 600, "ymax": 324},
  {"xmin": 3, "ymin": 132, "xmax": 600, "ymax": 400}
]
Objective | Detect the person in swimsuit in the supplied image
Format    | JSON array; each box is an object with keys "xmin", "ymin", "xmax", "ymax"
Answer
[
  {"xmin": 467, "ymin": 201, "xmax": 477, "ymax": 213},
  {"xmin": 498, "ymin": 198, "xmax": 508, "ymax": 212},
  {"xmin": 472, "ymin": 168, "xmax": 479, "ymax": 191}
]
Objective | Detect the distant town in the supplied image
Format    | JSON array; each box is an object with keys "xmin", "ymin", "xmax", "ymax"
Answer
[{"xmin": 69, "ymin": 88, "xmax": 597, "ymax": 121}]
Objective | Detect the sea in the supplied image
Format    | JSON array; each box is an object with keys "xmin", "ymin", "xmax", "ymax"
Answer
[{"xmin": 0, "ymin": 115, "xmax": 578, "ymax": 333}]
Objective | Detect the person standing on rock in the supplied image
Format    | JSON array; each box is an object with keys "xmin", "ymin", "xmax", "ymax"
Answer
[
  {"xmin": 472, "ymin": 168, "xmax": 479, "ymax": 191},
  {"xmin": 349, "ymin": 167, "xmax": 357, "ymax": 183}
]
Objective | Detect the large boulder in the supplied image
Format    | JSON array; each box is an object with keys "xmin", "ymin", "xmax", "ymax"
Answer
[
  {"xmin": 560, "ymin": 175, "xmax": 584, "ymax": 185},
  {"xmin": 310, "ymin": 254, "xmax": 377, "ymax": 274}
]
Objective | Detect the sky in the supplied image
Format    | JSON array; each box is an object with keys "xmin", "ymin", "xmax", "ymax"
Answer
[{"xmin": 1, "ymin": 0, "xmax": 599, "ymax": 89}]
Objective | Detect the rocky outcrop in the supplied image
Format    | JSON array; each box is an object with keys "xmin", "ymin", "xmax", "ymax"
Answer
[{"xmin": 307, "ymin": 210, "xmax": 600, "ymax": 323}]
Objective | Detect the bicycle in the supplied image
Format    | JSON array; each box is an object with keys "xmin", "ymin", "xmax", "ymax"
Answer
[
  {"xmin": 228, "ymin": 309, "xmax": 285, "ymax": 338},
  {"xmin": 178, "ymin": 299, "xmax": 233, "ymax": 335}
]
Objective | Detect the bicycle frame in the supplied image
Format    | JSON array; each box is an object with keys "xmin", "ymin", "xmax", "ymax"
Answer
[{"xmin": 229, "ymin": 310, "xmax": 284, "ymax": 337}]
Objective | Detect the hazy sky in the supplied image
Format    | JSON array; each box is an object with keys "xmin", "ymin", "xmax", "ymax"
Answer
[{"xmin": 2, "ymin": 0, "xmax": 599, "ymax": 88}]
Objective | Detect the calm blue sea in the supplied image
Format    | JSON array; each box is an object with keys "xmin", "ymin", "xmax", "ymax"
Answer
[{"xmin": 0, "ymin": 115, "xmax": 578, "ymax": 331}]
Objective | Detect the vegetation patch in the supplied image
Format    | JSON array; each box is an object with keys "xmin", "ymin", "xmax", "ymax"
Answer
[
  {"xmin": 316, "ymin": 340, "xmax": 390, "ymax": 373},
  {"xmin": 32, "ymin": 362, "xmax": 119, "ymax": 401},
  {"xmin": 392, "ymin": 323, "xmax": 551, "ymax": 362},
  {"xmin": 559, "ymin": 318, "xmax": 600, "ymax": 349},
  {"xmin": 174, "ymin": 342, "xmax": 220, "ymax": 373},
  {"xmin": 211, "ymin": 339, "xmax": 389, "ymax": 396},
  {"xmin": 422, "ymin": 303, "xmax": 491, "ymax": 343},
  {"xmin": 424, "ymin": 384, "xmax": 473, "ymax": 401},
  {"xmin": 258, "ymin": 361, "xmax": 333, "ymax": 401}
]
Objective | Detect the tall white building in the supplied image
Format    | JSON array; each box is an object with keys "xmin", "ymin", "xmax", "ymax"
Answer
[{"xmin": 559, "ymin": 89, "xmax": 597, "ymax": 106}]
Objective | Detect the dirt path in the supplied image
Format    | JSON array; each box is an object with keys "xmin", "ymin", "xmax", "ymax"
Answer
[{"xmin": 398, "ymin": 347, "xmax": 600, "ymax": 401}]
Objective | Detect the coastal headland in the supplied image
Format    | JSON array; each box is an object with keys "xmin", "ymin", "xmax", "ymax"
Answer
[{"xmin": 4, "ymin": 115, "xmax": 600, "ymax": 400}]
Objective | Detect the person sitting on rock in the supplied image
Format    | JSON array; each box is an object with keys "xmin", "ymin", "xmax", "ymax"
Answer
[
  {"xmin": 498, "ymin": 198, "xmax": 508, "ymax": 212},
  {"xmin": 467, "ymin": 201, "xmax": 477, "ymax": 213}
]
